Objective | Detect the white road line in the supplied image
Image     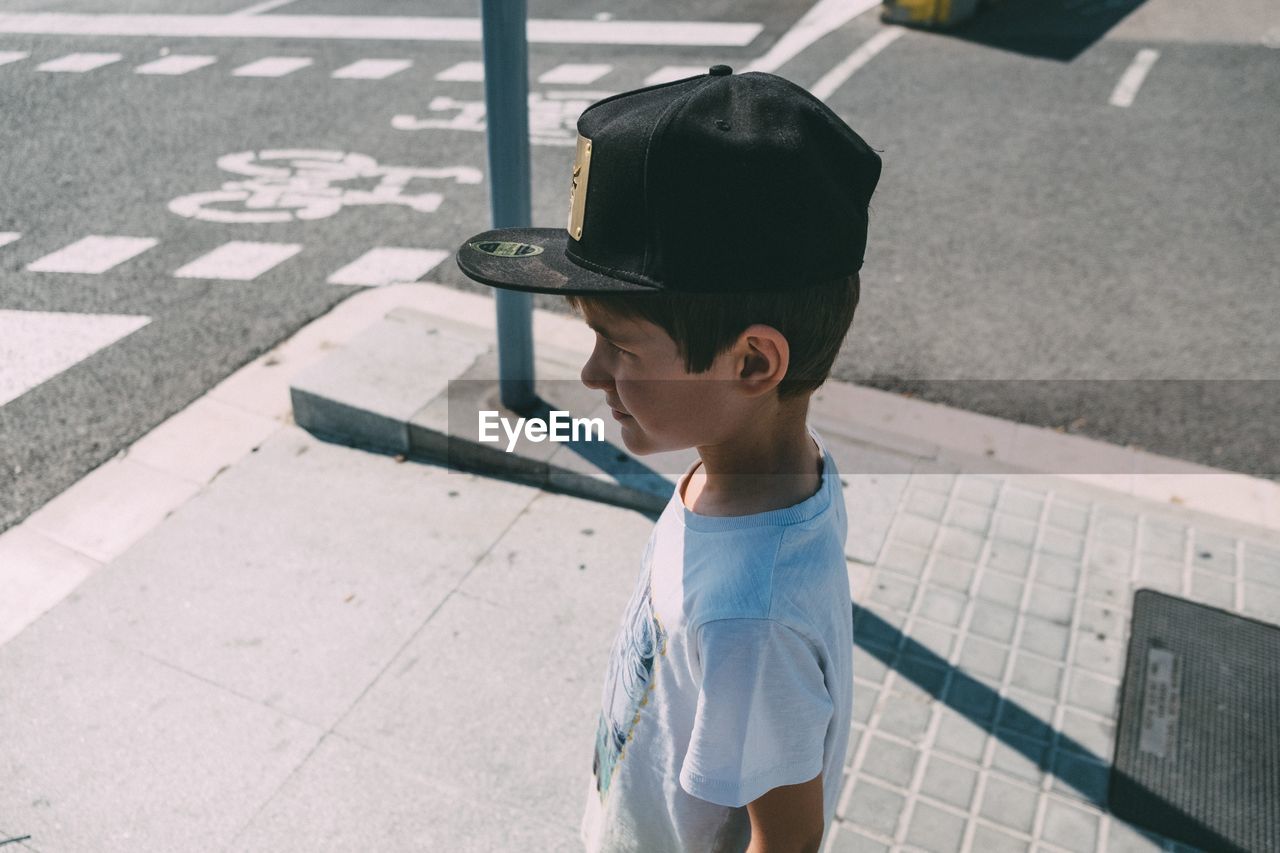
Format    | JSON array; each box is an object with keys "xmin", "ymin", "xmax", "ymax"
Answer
[
  {"xmin": 134, "ymin": 54, "xmax": 217, "ymax": 75},
  {"xmin": 745, "ymin": 0, "xmax": 882, "ymax": 73},
  {"xmin": 810, "ymin": 27, "xmax": 904, "ymax": 101},
  {"xmin": 0, "ymin": 310, "xmax": 152, "ymax": 408},
  {"xmin": 0, "ymin": 13, "xmax": 762, "ymax": 46},
  {"xmin": 538, "ymin": 63, "xmax": 612, "ymax": 85},
  {"xmin": 0, "ymin": 232, "xmax": 20, "ymax": 248},
  {"xmin": 229, "ymin": 0, "xmax": 297, "ymax": 15},
  {"xmin": 26, "ymin": 236, "xmax": 157, "ymax": 274},
  {"xmin": 643, "ymin": 65, "xmax": 706, "ymax": 86},
  {"xmin": 173, "ymin": 241, "xmax": 301, "ymax": 280},
  {"xmin": 332, "ymin": 58, "xmax": 412, "ymax": 80},
  {"xmin": 0, "ymin": 50, "xmax": 28, "ymax": 66},
  {"xmin": 435, "ymin": 61, "xmax": 485, "ymax": 82},
  {"xmin": 326, "ymin": 248, "xmax": 449, "ymax": 287},
  {"xmin": 36, "ymin": 52, "xmax": 122, "ymax": 73},
  {"xmin": 231, "ymin": 56, "xmax": 312, "ymax": 77},
  {"xmin": 1109, "ymin": 48, "xmax": 1159, "ymax": 108}
]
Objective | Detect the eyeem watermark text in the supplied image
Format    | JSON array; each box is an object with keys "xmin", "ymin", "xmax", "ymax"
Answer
[{"xmin": 478, "ymin": 410, "xmax": 605, "ymax": 452}]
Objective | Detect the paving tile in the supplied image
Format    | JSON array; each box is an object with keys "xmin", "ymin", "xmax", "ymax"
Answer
[
  {"xmin": 827, "ymin": 825, "xmax": 891, "ymax": 853},
  {"xmin": 1093, "ymin": 511, "xmax": 1137, "ymax": 547},
  {"xmin": 1065, "ymin": 670, "xmax": 1119, "ymax": 718},
  {"xmin": 1086, "ymin": 542, "xmax": 1132, "ymax": 577},
  {"xmin": 958, "ymin": 635, "xmax": 1009, "ymax": 681},
  {"xmin": 853, "ymin": 682, "xmax": 881, "ymax": 724},
  {"xmin": 932, "ymin": 556, "xmax": 977, "ymax": 593},
  {"xmin": 860, "ymin": 735, "xmax": 919, "ymax": 788},
  {"xmin": 919, "ymin": 588, "xmax": 968, "ymax": 628},
  {"xmin": 979, "ymin": 775, "xmax": 1039, "ymax": 834},
  {"xmin": 856, "ymin": 652, "xmax": 891, "ymax": 685},
  {"xmin": 1041, "ymin": 796, "xmax": 1099, "ymax": 853},
  {"xmin": 1082, "ymin": 569, "xmax": 1128, "ymax": 606},
  {"xmin": 1025, "ymin": 583, "xmax": 1075, "ymax": 624},
  {"xmin": 903, "ymin": 622, "xmax": 958, "ymax": 665},
  {"xmin": 956, "ymin": 476, "xmax": 1002, "ymax": 508},
  {"xmin": 1190, "ymin": 571, "xmax": 1235, "ymax": 608},
  {"xmin": 856, "ymin": 605, "xmax": 906, "ymax": 652},
  {"xmin": 1191, "ymin": 531, "xmax": 1237, "ymax": 576},
  {"xmin": 1040, "ymin": 527, "xmax": 1085, "ymax": 560},
  {"xmin": 994, "ymin": 692, "xmax": 1056, "ymax": 743},
  {"xmin": 949, "ymin": 500, "xmax": 993, "ymax": 535},
  {"xmin": 919, "ymin": 755, "xmax": 978, "ymax": 810},
  {"xmin": 876, "ymin": 691, "xmax": 934, "ymax": 742},
  {"xmin": 969, "ymin": 601, "xmax": 1018, "ymax": 644},
  {"xmin": 1242, "ymin": 541, "xmax": 1280, "ymax": 585},
  {"xmin": 895, "ymin": 514, "xmax": 940, "ymax": 549},
  {"xmin": 906, "ymin": 488, "xmax": 949, "ymax": 520},
  {"xmin": 1057, "ymin": 709, "xmax": 1115, "ymax": 761},
  {"xmin": 911, "ymin": 471, "xmax": 956, "ymax": 495},
  {"xmin": 986, "ymin": 541, "xmax": 1033, "ymax": 578},
  {"xmin": 996, "ymin": 487, "xmax": 1044, "ymax": 521},
  {"xmin": 992, "ymin": 514, "xmax": 1039, "ymax": 547},
  {"xmin": 938, "ymin": 527, "xmax": 986, "ymax": 562},
  {"xmin": 881, "ymin": 542, "xmax": 930, "ymax": 579},
  {"xmin": 1139, "ymin": 518, "xmax": 1187, "ymax": 560},
  {"xmin": 971, "ymin": 823, "xmax": 1031, "ymax": 853},
  {"xmin": 901, "ymin": 648, "xmax": 952, "ymax": 696},
  {"xmin": 1072, "ymin": 632, "xmax": 1125, "ymax": 678},
  {"xmin": 1242, "ymin": 581, "xmax": 1280, "ymax": 623},
  {"xmin": 1136, "ymin": 554, "xmax": 1183, "ymax": 590},
  {"xmin": 1010, "ymin": 652, "xmax": 1063, "ymax": 698},
  {"xmin": 869, "ymin": 574, "xmax": 919, "ymax": 611},
  {"xmin": 1077, "ymin": 600, "xmax": 1124, "ymax": 640},
  {"xmin": 1018, "ymin": 615, "xmax": 1071, "ymax": 661},
  {"xmin": 842, "ymin": 779, "xmax": 905, "ymax": 835},
  {"xmin": 978, "ymin": 571, "xmax": 1025, "ymax": 608},
  {"xmin": 945, "ymin": 674, "xmax": 1000, "ymax": 727},
  {"xmin": 989, "ymin": 731, "xmax": 1048, "ymax": 785},
  {"xmin": 905, "ymin": 800, "xmax": 965, "ymax": 853},
  {"xmin": 933, "ymin": 709, "xmax": 989, "ymax": 764},
  {"xmin": 1036, "ymin": 554, "xmax": 1081, "ymax": 591},
  {"xmin": 1046, "ymin": 499, "xmax": 1090, "ymax": 534},
  {"xmin": 1050, "ymin": 750, "xmax": 1110, "ymax": 806}
]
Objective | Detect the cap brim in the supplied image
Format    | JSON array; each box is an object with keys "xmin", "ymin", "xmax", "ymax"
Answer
[{"xmin": 456, "ymin": 228, "xmax": 660, "ymax": 296}]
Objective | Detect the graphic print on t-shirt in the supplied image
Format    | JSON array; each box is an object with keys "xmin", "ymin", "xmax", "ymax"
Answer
[{"xmin": 591, "ymin": 539, "xmax": 667, "ymax": 802}]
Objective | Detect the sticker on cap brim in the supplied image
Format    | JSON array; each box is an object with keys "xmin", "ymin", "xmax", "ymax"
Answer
[{"xmin": 469, "ymin": 240, "xmax": 544, "ymax": 257}]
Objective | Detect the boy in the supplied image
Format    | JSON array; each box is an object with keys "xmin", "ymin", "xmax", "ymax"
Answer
[{"xmin": 456, "ymin": 65, "xmax": 880, "ymax": 853}]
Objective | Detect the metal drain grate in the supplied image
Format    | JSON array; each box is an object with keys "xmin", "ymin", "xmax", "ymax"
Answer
[{"xmin": 1111, "ymin": 589, "xmax": 1279, "ymax": 853}]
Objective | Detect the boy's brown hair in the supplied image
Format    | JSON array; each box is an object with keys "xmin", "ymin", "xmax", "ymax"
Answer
[{"xmin": 566, "ymin": 273, "xmax": 860, "ymax": 402}]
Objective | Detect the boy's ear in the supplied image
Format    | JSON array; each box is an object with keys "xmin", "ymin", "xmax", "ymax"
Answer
[{"xmin": 735, "ymin": 324, "xmax": 789, "ymax": 397}]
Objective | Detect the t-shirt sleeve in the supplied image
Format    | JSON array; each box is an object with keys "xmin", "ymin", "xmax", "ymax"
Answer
[{"xmin": 678, "ymin": 617, "xmax": 833, "ymax": 808}]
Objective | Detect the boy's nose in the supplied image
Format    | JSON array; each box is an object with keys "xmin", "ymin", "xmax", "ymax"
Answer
[{"xmin": 580, "ymin": 346, "xmax": 612, "ymax": 391}]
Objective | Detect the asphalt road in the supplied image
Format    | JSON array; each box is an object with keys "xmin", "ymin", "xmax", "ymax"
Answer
[{"xmin": 1, "ymin": 0, "xmax": 1277, "ymax": 534}]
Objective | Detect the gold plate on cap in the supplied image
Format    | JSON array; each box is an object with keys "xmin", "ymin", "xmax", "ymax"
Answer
[{"xmin": 567, "ymin": 133, "xmax": 593, "ymax": 241}]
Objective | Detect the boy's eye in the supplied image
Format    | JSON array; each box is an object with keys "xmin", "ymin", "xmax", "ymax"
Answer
[{"xmin": 601, "ymin": 336, "xmax": 629, "ymax": 356}]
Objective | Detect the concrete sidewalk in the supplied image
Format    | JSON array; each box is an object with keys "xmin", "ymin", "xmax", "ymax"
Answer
[{"xmin": 1, "ymin": 284, "xmax": 1278, "ymax": 853}]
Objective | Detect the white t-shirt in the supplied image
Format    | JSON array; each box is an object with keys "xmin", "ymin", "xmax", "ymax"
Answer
[{"xmin": 580, "ymin": 424, "xmax": 853, "ymax": 853}]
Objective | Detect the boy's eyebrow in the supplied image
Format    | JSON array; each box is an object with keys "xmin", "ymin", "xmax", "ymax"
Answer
[{"xmin": 584, "ymin": 318, "xmax": 629, "ymax": 341}]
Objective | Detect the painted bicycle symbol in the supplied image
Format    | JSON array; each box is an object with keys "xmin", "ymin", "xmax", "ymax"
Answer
[{"xmin": 168, "ymin": 149, "xmax": 483, "ymax": 223}]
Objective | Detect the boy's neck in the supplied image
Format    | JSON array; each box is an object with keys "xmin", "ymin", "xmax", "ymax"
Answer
[{"xmin": 679, "ymin": 412, "xmax": 823, "ymax": 518}]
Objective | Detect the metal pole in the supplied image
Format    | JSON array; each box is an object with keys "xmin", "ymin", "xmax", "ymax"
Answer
[{"xmin": 480, "ymin": 0, "xmax": 537, "ymax": 412}]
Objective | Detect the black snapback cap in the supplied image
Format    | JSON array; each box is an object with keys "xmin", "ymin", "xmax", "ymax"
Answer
[{"xmin": 456, "ymin": 65, "xmax": 881, "ymax": 296}]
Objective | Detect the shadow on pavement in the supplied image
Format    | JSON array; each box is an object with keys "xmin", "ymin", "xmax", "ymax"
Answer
[
  {"xmin": 940, "ymin": 0, "xmax": 1150, "ymax": 61},
  {"xmin": 854, "ymin": 604, "xmax": 1248, "ymax": 852}
]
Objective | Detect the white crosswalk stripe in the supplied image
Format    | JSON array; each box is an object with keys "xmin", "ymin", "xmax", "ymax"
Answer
[
  {"xmin": 0, "ymin": 232, "xmax": 20, "ymax": 248},
  {"xmin": 643, "ymin": 65, "xmax": 705, "ymax": 86},
  {"xmin": 37, "ymin": 52, "xmax": 122, "ymax": 73},
  {"xmin": 26, "ymin": 236, "xmax": 157, "ymax": 274},
  {"xmin": 435, "ymin": 61, "xmax": 484, "ymax": 82},
  {"xmin": 331, "ymin": 58, "xmax": 412, "ymax": 80},
  {"xmin": 231, "ymin": 56, "xmax": 312, "ymax": 77},
  {"xmin": 326, "ymin": 247, "xmax": 449, "ymax": 286},
  {"xmin": 0, "ymin": 310, "xmax": 152, "ymax": 408},
  {"xmin": 173, "ymin": 241, "xmax": 301, "ymax": 280},
  {"xmin": 0, "ymin": 50, "xmax": 28, "ymax": 67},
  {"xmin": 538, "ymin": 63, "xmax": 611, "ymax": 85},
  {"xmin": 134, "ymin": 54, "xmax": 218, "ymax": 75}
]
